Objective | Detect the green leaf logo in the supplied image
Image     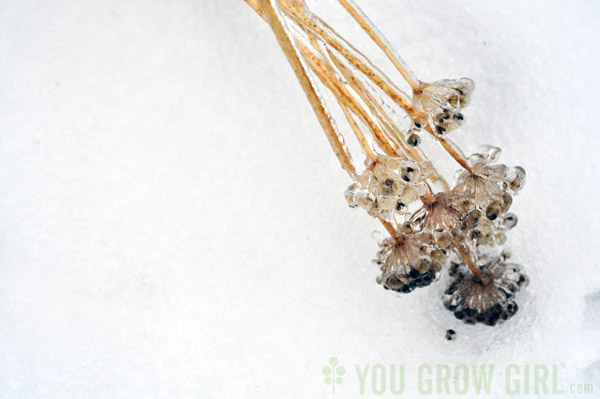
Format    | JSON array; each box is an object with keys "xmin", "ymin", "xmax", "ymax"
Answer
[{"xmin": 322, "ymin": 357, "xmax": 345, "ymax": 395}]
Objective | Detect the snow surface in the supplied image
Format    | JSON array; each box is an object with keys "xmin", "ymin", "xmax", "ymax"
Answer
[{"xmin": 1, "ymin": 0, "xmax": 599, "ymax": 398}]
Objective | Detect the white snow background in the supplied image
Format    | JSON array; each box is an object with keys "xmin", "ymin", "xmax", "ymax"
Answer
[{"xmin": 1, "ymin": 0, "xmax": 599, "ymax": 398}]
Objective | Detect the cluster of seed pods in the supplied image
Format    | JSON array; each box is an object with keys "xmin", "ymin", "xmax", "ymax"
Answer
[{"xmin": 247, "ymin": 0, "xmax": 529, "ymax": 328}]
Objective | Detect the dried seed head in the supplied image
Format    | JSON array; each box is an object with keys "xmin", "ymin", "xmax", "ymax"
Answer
[
  {"xmin": 375, "ymin": 228, "xmax": 445, "ymax": 294},
  {"xmin": 345, "ymin": 156, "xmax": 433, "ymax": 219},
  {"xmin": 413, "ymin": 192, "xmax": 473, "ymax": 241},
  {"xmin": 442, "ymin": 254, "xmax": 528, "ymax": 326},
  {"xmin": 412, "ymin": 78, "xmax": 475, "ymax": 126}
]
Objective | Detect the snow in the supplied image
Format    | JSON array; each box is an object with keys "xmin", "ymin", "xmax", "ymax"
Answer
[{"xmin": 1, "ymin": 0, "xmax": 599, "ymax": 397}]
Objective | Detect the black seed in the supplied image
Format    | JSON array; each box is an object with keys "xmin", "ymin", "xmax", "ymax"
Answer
[
  {"xmin": 402, "ymin": 175, "xmax": 410, "ymax": 182},
  {"xmin": 415, "ymin": 123, "xmax": 422, "ymax": 128},
  {"xmin": 487, "ymin": 213, "xmax": 497, "ymax": 221},
  {"xmin": 456, "ymin": 113, "xmax": 464, "ymax": 121},
  {"xmin": 396, "ymin": 202, "xmax": 405, "ymax": 211},
  {"xmin": 409, "ymin": 269, "xmax": 420, "ymax": 278},
  {"xmin": 406, "ymin": 167, "xmax": 414, "ymax": 173},
  {"xmin": 437, "ymin": 126, "xmax": 446, "ymax": 134},
  {"xmin": 407, "ymin": 134, "xmax": 421, "ymax": 146}
]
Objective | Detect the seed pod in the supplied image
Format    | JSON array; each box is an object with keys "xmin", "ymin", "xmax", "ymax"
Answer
[
  {"xmin": 462, "ymin": 209, "xmax": 481, "ymax": 229},
  {"xmin": 407, "ymin": 133, "xmax": 421, "ymax": 147},
  {"xmin": 508, "ymin": 166, "xmax": 526, "ymax": 191},
  {"xmin": 485, "ymin": 201, "xmax": 503, "ymax": 221},
  {"xmin": 500, "ymin": 192, "xmax": 513, "ymax": 213},
  {"xmin": 344, "ymin": 183, "xmax": 358, "ymax": 208},
  {"xmin": 503, "ymin": 213, "xmax": 518, "ymax": 229},
  {"xmin": 445, "ymin": 329, "xmax": 457, "ymax": 341}
]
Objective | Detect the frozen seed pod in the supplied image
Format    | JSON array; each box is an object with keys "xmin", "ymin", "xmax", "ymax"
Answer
[
  {"xmin": 378, "ymin": 195, "xmax": 398, "ymax": 211},
  {"xmin": 455, "ymin": 77, "xmax": 475, "ymax": 107},
  {"xmin": 412, "ymin": 77, "xmax": 476, "ymax": 123},
  {"xmin": 503, "ymin": 213, "xmax": 518, "ymax": 229},
  {"xmin": 462, "ymin": 209, "xmax": 481, "ymax": 229},
  {"xmin": 500, "ymin": 192, "xmax": 513, "ymax": 213},
  {"xmin": 442, "ymin": 254, "xmax": 528, "ymax": 326},
  {"xmin": 344, "ymin": 183, "xmax": 359, "ymax": 208},
  {"xmin": 380, "ymin": 178, "xmax": 401, "ymax": 196},
  {"xmin": 485, "ymin": 201, "xmax": 503, "ymax": 221},
  {"xmin": 395, "ymin": 200, "xmax": 407, "ymax": 213},
  {"xmin": 434, "ymin": 112, "xmax": 465, "ymax": 134},
  {"xmin": 507, "ymin": 166, "xmax": 526, "ymax": 191},
  {"xmin": 412, "ymin": 115, "xmax": 427, "ymax": 130},
  {"xmin": 445, "ymin": 329, "xmax": 457, "ymax": 341},
  {"xmin": 380, "ymin": 267, "xmax": 440, "ymax": 294},
  {"xmin": 400, "ymin": 185, "xmax": 420, "ymax": 205},
  {"xmin": 356, "ymin": 190, "xmax": 376, "ymax": 209},
  {"xmin": 407, "ymin": 133, "xmax": 421, "ymax": 147},
  {"xmin": 375, "ymin": 229, "xmax": 444, "ymax": 294}
]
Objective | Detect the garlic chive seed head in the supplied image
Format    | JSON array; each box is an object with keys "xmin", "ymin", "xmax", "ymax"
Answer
[
  {"xmin": 251, "ymin": 0, "xmax": 528, "ymax": 327},
  {"xmin": 443, "ymin": 254, "xmax": 528, "ymax": 326}
]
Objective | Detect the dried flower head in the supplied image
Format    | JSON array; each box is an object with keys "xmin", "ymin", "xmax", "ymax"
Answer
[
  {"xmin": 412, "ymin": 78, "xmax": 475, "ymax": 135},
  {"xmin": 443, "ymin": 253, "xmax": 529, "ymax": 326},
  {"xmin": 345, "ymin": 156, "xmax": 433, "ymax": 218},
  {"xmin": 374, "ymin": 224, "xmax": 447, "ymax": 293}
]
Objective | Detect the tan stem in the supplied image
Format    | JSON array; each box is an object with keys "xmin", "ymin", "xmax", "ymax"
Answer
[
  {"xmin": 339, "ymin": 104, "xmax": 377, "ymax": 160},
  {"xmin": 378, "ymin": 217, "xmax": 398, "ymax": 240},
  {"xmin": 252, "ymin": 0, "xmax": 357, "ymax": 178},
  {"xmin": 337, "ymin": 0, "xmax": 420, "ymax": 90},
  {"xmin": 296, "ymin": 41, "xmax": 399, "ymax": 157},
  {"xmin": 424, "ymin": 125, "xmax": 473, "ymax": 173},
  {"xmin": 279, "ymin": 2, "xmax": 421, "ymax": 117},
  {"xmin": 455, "ymin": 244, "xmax": 482, "ymax": 280}
]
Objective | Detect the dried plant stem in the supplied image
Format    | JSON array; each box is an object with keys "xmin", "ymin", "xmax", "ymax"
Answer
[
  {"xmin": 279, "ymin": 2, "xmax": 419, "ymax": 115},
  {"xmin": 336, "ymin": 0, "xmax": 420, "ymax": 90},
  {"xmin": 280, "ymin": 2, "xmax": 474, "ymax": 175},
  {"xmin": 339, "ymin": 104, "xmax": 377, "ymax": 160},
  {"xmin": 455, "ymin": 244, "xmax": 482, "ymax": 280},
  {"xmin": 297, "ymin": 42, "xmax": 399, "ymax": 157},
  {"xmin": 253, "ymin": 0, "xmax": 357, "ymax": 178},
  {"xmin": 378, "ymin": 217, "xmax": 399, "ymax": 240},
  {"xmin": 248, "ymin": 0, "xmax": 473, "ymax": 176},
  {"xmin": 327, "ymin": 51, "xmax": 450, "ymax": 190},
  {"xmin": 424, "ymin": 125, "xmax": 474, "ymax": 173}
]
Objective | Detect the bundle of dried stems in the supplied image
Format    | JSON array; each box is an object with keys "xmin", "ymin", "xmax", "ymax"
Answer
[{"xmin": 245, "ymin": 0, "xmax": 528, "ymax": 327}]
